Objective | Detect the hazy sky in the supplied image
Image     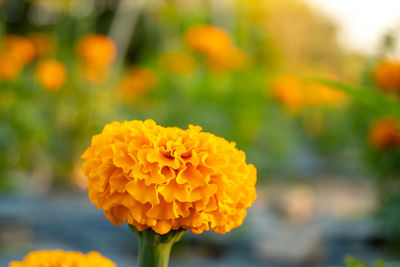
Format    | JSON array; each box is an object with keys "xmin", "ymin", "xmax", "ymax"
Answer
[{"xmin": 304, "ymin": 0, "xmax": 400, "ymax": 54}]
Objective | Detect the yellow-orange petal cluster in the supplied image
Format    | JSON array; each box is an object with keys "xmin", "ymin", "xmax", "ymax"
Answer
[
  {"xmin": 0, "ymin": 54, "xmax": 23, "ymax": 80},
  {"xmin": 35, "ymin": 59, "xmax": 67, "ymax": 91},
  {"xmin": 82, "ymin": 119, "xmax": 257, "ymax": 235},
  {"xmin": 159, "ymin": 51, "xmax": 197, "ymax": 76},
  {"xmin": 270, "ymin": 75, "xmax": 346, "ymax": 113},
  {"xmin": 76, "ymin": 34, "xmax": 117, "ymax": 83},
  {"xmin": 373, "ymin": 60, "xmax": 400, "ymax": 94},
  {"xmin": 369, "ymin": 117, "xmax": 400, "ymax": 150},
  {"xmin": 119, "ymin": 67, "xmax": 157, "ymax": 103},
  {"xmin": 185, "ymin": 24, "xmax": 247, "ymax": 72},
  {"xmin": 8, "ymin": 250, "xmax": 116, "ymax": 267}
]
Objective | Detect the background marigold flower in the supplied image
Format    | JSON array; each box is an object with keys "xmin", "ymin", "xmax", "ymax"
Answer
[
  {"xmin": 271, "ymin": 75, "xmax": 346, "ymax": 113},
  {"xmin": 373, "ymin": 60, "xmax": 400, "ymax": 94},
  {"xmin": 119, "ymin": 68, "xmax": 157, "ymax": 103},
  {"xmin": 0, "ymin": 54, "xmax": 23, "ymax": 80},
  {"xmin": 82, "ymin": 119, "xmax": 257, "ymax": 235},
  {"xmin": 305, "ymin": 82, "xmax": 346, "ymax": 107},
  {"xmin": 185, "ymin": 24, "xmax": 232, "ymax": 59},
  {"xmin": 159, "ymin": 51, "xmax": 197, "ymax": 76},
  {"xmin": 9, "ymin": 250, "xmax": 116, "ymax": 267},
  {"xmin": 77, "ymin": 34, "xmax": 117, "ymax": 69},
  {"xmin": 271, "ymin": 75, "xmax": 305, "ymax": 113},
  {"xmin": 35, "ymin": 59, "xmax": 67, "ymax": 91},
  {"xmin": 76, "ymin": 34, "xmax": 116, "ymax": 83},
  {"xmin": 369, "ymin": 117, "xmax": 400, "ymax": 150},
  {"xmin": 2, "ymin": 35, "xmax": 36, "ymax": 66},
  {"xmin": 185, "ymin": 24, "xmax": 247, "ymax": 72}
]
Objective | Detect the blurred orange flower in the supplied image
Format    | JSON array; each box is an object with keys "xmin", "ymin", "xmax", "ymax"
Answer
[
  {"xmin": 119, "ymin": 67, "xmax": 157, "ymax": 103},
  {"xmin": 82, "ymin": 119, "xmax": 257, "ymax": 235},
  {"xmin": 270, "ymin": 75, "xmax": 346, "ymax": 113},
  {"xmin": 369, "ymin": 117, "xmax": 400, "ymax": 150},
  {"xmin": 2, "ymin": 35, "xmax": 36, "ymax": 66},
  {"xmin": 271, "ymin": 75, "xmax": 305, "ymax": 113},
  {"xmin": 29, "ymin": 33, "xmax": 55, "ymax": 58},
  {"xmin": 185, "ymin": 24, "xmax": 247, "ymax": 72},
  {"xmin": 0, "ymin": 35, "xmax": 35, "ymax": 80},
  {"xmin": 77, "ymin": 34, "xmax": 116, "ymax": 68},
  {"xmin": 35, "ymin": 59, "xmax": 67, "ymax": 91},
  {"xmin": 159, "ymin": 51, "xmax": 197, "ymax": 76},
  {"xmin": 373, "ymin": 60, "xmax": 400, "ymax": 94},
  {"xmin": 185, "ymin": 24, "xmax": 232, "ymax": 58},
  {"xmin": 76, "ymin": 34, "xmax": 117, "ymax": 83},
  {"xmin": 9, "ymin": 250, "xmax": 116, "ymax": 267},
  {"xmin": 306, "ymin": 82, "xmax": 346, "ymax": 107},
  {"xmin": 0, "ymin": 54, "xmax": 23, "ymax": 80}
]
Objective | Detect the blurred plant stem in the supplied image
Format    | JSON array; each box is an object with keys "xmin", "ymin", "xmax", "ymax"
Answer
[
  {"xmin": 129, "ymin": 225, "xmax": 186, "ymax": 267},
  {"xmin": 109, "ymin": 0, "xmax": 144, "ymax": 67}
]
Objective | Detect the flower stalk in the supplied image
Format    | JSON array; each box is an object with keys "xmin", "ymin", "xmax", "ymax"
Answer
[{"xmin": 129, "ymin": 225, "xmax": 186, "ymax": 267}]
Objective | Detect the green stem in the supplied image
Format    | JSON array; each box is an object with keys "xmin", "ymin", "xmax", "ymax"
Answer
[{"xmin": 129, "ymin": 225, "xmax": 186, "ymax": 267}]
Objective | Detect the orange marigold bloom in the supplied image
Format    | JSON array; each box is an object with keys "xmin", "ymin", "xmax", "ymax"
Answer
[
  {"xmin": 306, "ymin": 82, "xmax": 346, "ymax": 107},
  {"xmin": 185, "ymin": 24, "xmax": 247, "ymax": 72},
  {"xmin": 35, "ymin": 59, "xmax": 67, "ymax": 91},
  {"xmin": 9, "ymin": 250, "xmax": 116, "ymax": 267},
  {"xmin": 0, "ymin": 54, "xmax": 23, "ymax": 80},
  {"xmin": 270, "ymin": 75, "xmax": 346, "ymax": 113},
  {"xmin": 2, "ymin": 35, "xmax": 36, "ymax": 66},
  {"xmin": 369, "ymin": 117, "xmax": 400, "ymax": 150},
  {"xmin": 77, "ymin": 34, "xmax": 116, "ymax": 68},
  {"xmin": 373, "ymin": 60, "xmax": 400, "ymax": 94},
  {"xmin": 119, "ymin": 67, "xmax": 157, "ymax": 103},
  {"xmin": 0, "ymin": 35, "xmax": 35, "ymax": 80},
  {"xmin": 185, "ymin": 24, "xmax": 232, "ymax": 59},
  {"xmin": 76, "ymin": 34, "xmax": 116, "ymax": 83},
  {"xmin": 271, "ymin": 75, "xmax": 305, "ymax": 113},
  {"xmin": 82, "ymin": 119, "xmax": 257, "ymax": 235},
  {"xmin": 29, "ymin": 33, "xmax": 55, "ymax": 57},
  {"xmin": 159, "ymin": 51, "xmax": 197, "ymax": 76}
]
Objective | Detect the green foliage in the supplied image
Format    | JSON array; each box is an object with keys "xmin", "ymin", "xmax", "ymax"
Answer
[{"xmin": 344, "ymin": 256, "xmax": 386, "ymax": 267}]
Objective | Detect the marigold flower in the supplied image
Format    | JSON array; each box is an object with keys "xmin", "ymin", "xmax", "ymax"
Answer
[
  {"xmin": 0, "ymin": 54, "xmax": 23, "ymax": 80},
  {"xmin": 35, "ymin": 59, "xmax": 67, "ymax": 91},
  {"xmin": 0, "ymin": 35, "xmax": 35, "ymax": 80},
  {"xmin": 77, "ymin": 34, "xmax": 116, "ymax": 83},
  {"xmin": 9, "ymin": 250, "xmax": 116, "ymax": 267},
  {"xmin": 77, "ymin": 34, "xmax": 116, "ymax": 68},
  {"xmin": 306, "ymin": 82, "xmax": 346, "ymax": 107},
  {"xmin": 185, "ymin": 25, "xmax": 232, "ymax": 58},
  {"xmin": 373, "ymin": 60, "xmax": 400, "ymax": 94},
  {"xmin": 270, "ymin": 75, "xmax": 346, "ymax": 113},
  {"xmin": 119, "ymin": 67, "xmax": 157, "ymax": 103},
  {"xmin": 82, "ymin": 119, "xmax": 257, "ymax": 235},
  {"xmin": 185, "ymin": 24, "xmax": 247, "ymax": 72},
  {"xmin": 29, "ymin": 33, "xmax": 55, "ymax": 58},
  {"xmin": 2, "ymin": 35, "xmax": 36, "ymax": 66},
  {"xmin": 369, "ymin": 117, "xmax": 400, "ymax": 150},
  {"xmin": 271, "ymin": 75, "xmax": 305, "ymax": 113},
  {"xmin": 159, "ymin": 51, "xmax": 197, "ymax": 76}
]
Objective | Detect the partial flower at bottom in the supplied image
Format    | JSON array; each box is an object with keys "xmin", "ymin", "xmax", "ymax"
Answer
[{"xmin": 8, "ymin": 250, "xmax": 116, "ymax": 267}]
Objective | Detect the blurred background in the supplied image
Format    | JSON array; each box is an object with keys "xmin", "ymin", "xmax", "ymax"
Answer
[{"xmin": 0, "ymin": 0, "xmax": 400, "ymax": 266}]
